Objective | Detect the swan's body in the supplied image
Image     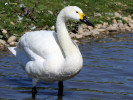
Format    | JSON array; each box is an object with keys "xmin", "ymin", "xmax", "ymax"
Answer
[{"xmin": 8, "ymin": 6, "xmax": 94, "ymax": 95}]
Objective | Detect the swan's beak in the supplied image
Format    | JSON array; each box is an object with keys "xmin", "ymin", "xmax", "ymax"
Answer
[
  {"xmin": 80, "ymin": 16, "xmax": 94, "ymax": 28},
  {"xmin": 79, "ymin": 12, "xmax": 94, "ymax": 28}
]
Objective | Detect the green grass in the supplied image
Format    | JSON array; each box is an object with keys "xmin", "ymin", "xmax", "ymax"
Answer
[{"xmin": 0, "ymin": 0, "xmax": 133, "ymax": 40}]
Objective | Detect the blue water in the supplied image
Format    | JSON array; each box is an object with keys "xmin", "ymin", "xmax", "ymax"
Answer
[{"xmin": 0, "ymin": 33, "xmax": 133, "ymax": 100}]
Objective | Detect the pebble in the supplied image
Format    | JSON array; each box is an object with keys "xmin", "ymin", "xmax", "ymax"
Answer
[
  {"xmin": 0, "ymin": 39, "xmax": 6, "ymax": 45},
  {"xmin": 78, "ymin": 26, "xmax": 84, "ymax": 34},
  {"xmin": 114, "ymin": 12, "xmax": 122, "ymax": 18},
  {"xmin": 50, "ymin": 25, "xmax": 55, "ymax": 30},
  {"xmin": 112, "ymin": 19, "xmax": 117, "ymax": 24},
  {"xmin": 1, "ymin": 29, "xmax": 7, "ymax": 34},
  {"xmin": 75, "ymin": 34, "xmax": 84, "ymax": 39},
  {"xmin": 48, "ymin": 10, "xmax": 53, "ymax": 15},
  {"xmin": 82, "ymin": 31, "xmax": 92, "ymax": 36},
  {"xmin": 7, "ymin": 36, "xmax": 16, "ymax": 44},
  {"xmin": 9, "ymin": 41, "xmax": 17, "ymax": 46},
  {"xmin": 107, "ymin": 25, "xmax": 117, "ymax": 32},
  {"xmin": 90, "ymin": 29, "xmax": 100, "ymax": 35}
]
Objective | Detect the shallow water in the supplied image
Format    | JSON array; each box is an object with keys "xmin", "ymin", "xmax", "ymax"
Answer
[{"xmin": 0, "ymin": 33, "xmax": 133, "ymax": 100}]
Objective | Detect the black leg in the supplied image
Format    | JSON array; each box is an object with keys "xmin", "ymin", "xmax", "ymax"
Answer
[
  {"xmin": 32, "ymin": 86, "xmax": 37, "ymax": 99},
  {"xmin": 58, "ymin": 81, "xmax": 63, "ymax": 96},
  {"xmin": 32, "ymin": 86, "xmax": 37, "ymax": 94}
]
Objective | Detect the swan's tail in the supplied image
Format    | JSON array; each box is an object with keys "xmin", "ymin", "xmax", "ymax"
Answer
[{"xmin": 8, "ymin": 47, "xmax": 17, "ymax": 56}]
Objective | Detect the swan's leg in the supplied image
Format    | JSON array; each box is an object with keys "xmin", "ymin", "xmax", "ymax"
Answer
[
  {"xmin": 32, "ymin": 78, "xmax": 38, "ymax": 94},
  {"xmin": 58, "ymin": 81, "xmax": 63, "ymax": 96}
]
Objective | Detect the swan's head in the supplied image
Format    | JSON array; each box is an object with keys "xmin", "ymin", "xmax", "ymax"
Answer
[{"xmin": 62, "ymin": 6, "xmax": 94, "ymax": 27}]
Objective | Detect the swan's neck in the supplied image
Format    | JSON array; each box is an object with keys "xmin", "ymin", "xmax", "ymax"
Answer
[{"xmin": 56, "ymin": 12, "xmax": 76, "ymax": 56}]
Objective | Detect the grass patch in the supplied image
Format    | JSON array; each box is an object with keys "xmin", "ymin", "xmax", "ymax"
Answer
[{"xmin": 0, "ymin": 0, "xmax": 133, "ymax": 40}]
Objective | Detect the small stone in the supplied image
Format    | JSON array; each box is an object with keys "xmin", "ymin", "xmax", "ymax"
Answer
[
  {"xmin": 124, "ymin": 24, "xmax": 131, "ymax": 31},
  {"xmin": 129, "ymin": 23, "xmax": 133, "ymax": 29},
  {"xmin": 81, "ymin": 24, "xmax": 88, "ymax": 29},
  {"xmin": 1, "ymin": 29, "xmax": 7, "ymax": 34},
  {"xmin": 96, "ymin": 24, "xmax": 102, "ymax": 29},
  {"xmin": 96, "ymin": 29, "xmax": 107, "ymax": 33},
  {"xmin": 112, "ymin": 19, "xmax": 117, "ymax": 24},
  {"xmin": 10, "ymin": 21, "xmax": 15, "ymax": 25},
  {"xmin": 88, "ymin": 26, "xmax": 93, "ymax": 30},
  {"xmin": 78, "ymin": 26, "xmax": 84, "ymax": 34},
  {"xmin": 0, "ymin": 39, "xmax": 6, "ymax": 45},
  {"xmin": 50, "ymin": 25, "xmax": 55, "ymax": 30},
  {"xmin": 122, "ymin": 17, "xmax": 129, "ymax": 22},
  {"xmin": 94, "ymin": 12, "xmax": 101, "ymax": 17},
  {"xmin": 48, "ymin": 10, "xmax": 53, "ymax": 15},
  {"xmin": 103, "ymin": 22, "xmax": 109, "ymax": 28},
  {"xmin": 7, "ymin": 36, "xmax": 16, "ymax": 43},
  {"xmin": 73, "ymin": 40, "xmax": 79, "ymax": 44},
  {"xmin": 90, "ymin": 29, "xmax": 100, "ymax": 35},
  {"xmin": 114, "ymin": 12, "xmax": 122, "ymax": 18},
  {"xmin": 9, "ymin": 41, "xmax": 17, "ymax": 46},
  {"xmin": 30, "ymin": 26, "xmax": 36, "ymax": 30},
  {"xmin": 107, "ymin": 25, "xmax": 118, "ymax": 32},
  {"xmin": 70, "ymin": 33, "xmax": 76, "ymax": 38},
  {"xmin": 112, "ymin": 24, "xmax": 118, "ymax": 27},
  {"xmin": 82, "ymin": 31, "xmax": 92, "ymax": 36},
  {"xmin": 118, "ymin": 22, "xmax": 124, "ymax": 28},
  {"xmin": 75, "ymin": 34, "xmax": 84, "ymax": 39}
]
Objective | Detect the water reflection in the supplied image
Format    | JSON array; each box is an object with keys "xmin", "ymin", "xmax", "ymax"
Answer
[{"xmin": 0, "ymin": 33, "xmax": 133, "ymax": 99}]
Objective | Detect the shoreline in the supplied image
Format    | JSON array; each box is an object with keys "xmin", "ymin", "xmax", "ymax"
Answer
[{"xmin": 0, "ymin": 13, "xmax": 133, "ymax": 50}]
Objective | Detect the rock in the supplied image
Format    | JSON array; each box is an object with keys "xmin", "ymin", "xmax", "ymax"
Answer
[
  {"xmin": 48, "ymin": 10, "xmax": 53, "ymax": 15},
  {"xmin": 96, "ymin": 24, "xmax": 102, "ymax": 29},
  {"xmin": 94, "ymin": 12, "xmax": 101, "ymax": 17},
  {"xmin": 122, "ymin": 17, "xmax": 129, "ymax": 22},
  {"xmin": 73, "ymin": 40, "xmax": 80, "ymax": 44},
  {"xmin": 124, "ymin": 24, "xmax": 131, "ymax": 31},
  {"xmin": 30, "ymin": 26, "xmax": 36, "ymax": 30},
  {"xmin": 75, "ymin": 34, "xmax": 84, "ymax": 39},
  {"xmin": 114, "ymin": 12, "xmax": 122, "ymax": 18},
  {"xmin": 128, "ymin": 23, "xmax": 133, "ymax": 29},
  {"xmin": 9, "ymin": 41, "xmax": 17, "ymax": 46},
  {"xmin": 1, "ymin": 29, "xmax": 7, "ymax": 34},
  {"xmin": 112, "ymin": 23, "xmax": 118, "ymax": 28},
  {"xmin": 117, "ymin": 20, "xmax": 122, "ymax": 23},
  {"xmin": 96, "ymin": 29, "xmax": 107, "ymax": 34},
  {"xmin": 70, "ymin": 32, "xmax": 76, "ymax": 38},
  {"xmin": 0, "ymin": 44, "xmax": 5, "ymax": 50},
  {"xmin": 7, "ymin": 36, "xmax": 16, "ymax": 43},
  {"xmin": 88, "ymin": 26, "xmax": 93, "ymax": 30},
  {"xmin": 107, "ymin": 25, "xmax": 118, "ymax": 32},
  {"xmin": 78, "ymin": 26, "xmax": 84, "ymax": 34},
  {"xmin": 90, "ymin": 29, "xmax": 100, "ymax": 35},
  {"xmin": 103, "ymin": 22, "xmax": 109, "ymax": 28},
  {"xmin": 0, "ymin": 39, "xmax": 6, "ymax": 45},
  {"xmin": 81, "ymin": 24, "xmax": 88, "ymax": 29},
  {"xmin": 10, "ymin": 21, "xmax": 15, "ymax": 25},
  {"xmin": 50, "ymin": 25, "xmax": 55, "ymax": 30},
  {"xmin": 82, "ymin": 31, "xmax": 92, "ymax": 36},
  {"xmin": 112, "ymin": 19, "xmax": 117, "ymax": 24},
  {"xmin": 118, "ymin": 22, "xmax": 124, "ymax": 28}
]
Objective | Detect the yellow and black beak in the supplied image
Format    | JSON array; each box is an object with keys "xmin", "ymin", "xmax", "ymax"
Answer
[{"xmin": 78, "ymin": 12, "xmax": 94, "ymax": 28}]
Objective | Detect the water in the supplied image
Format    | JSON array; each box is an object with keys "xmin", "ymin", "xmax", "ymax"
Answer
[{"xmin": 0, "ymin": 33, "xmax": 133, "ymax": 100}]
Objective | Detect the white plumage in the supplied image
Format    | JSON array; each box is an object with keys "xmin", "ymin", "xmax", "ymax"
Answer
[{"xmin": 8, "ymin": 6, "xmax": 94, "ymax": 94}]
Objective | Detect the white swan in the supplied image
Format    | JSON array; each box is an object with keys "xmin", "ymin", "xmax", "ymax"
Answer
[{"xmin": 8, "ymin": 6, "xmax": 94, "ymax": 95}]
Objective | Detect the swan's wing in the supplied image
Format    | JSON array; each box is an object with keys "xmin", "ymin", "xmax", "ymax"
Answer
[
  {"xmin": 18, "ymin": 30, "xmax": 64, "ymax": 61},
  {"xmin": 72, "ymin": 40, "xmax": 79, "ymax": 49}
]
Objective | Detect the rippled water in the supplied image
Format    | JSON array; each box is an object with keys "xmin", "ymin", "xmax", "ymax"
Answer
[{"xmin": 0, "ymin": 33, "xmax": 133, "ymax": 100}]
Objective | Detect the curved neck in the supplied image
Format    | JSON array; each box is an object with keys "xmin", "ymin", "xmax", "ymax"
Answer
[{"xmin": 56, "ymin": 12, "xmax": 75, "ymax": 57}]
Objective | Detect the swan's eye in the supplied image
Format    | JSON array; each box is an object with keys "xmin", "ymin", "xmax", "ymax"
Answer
[{"xmin": 76, "ymin": 11, "xmax": 78, "ymax": 13}]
